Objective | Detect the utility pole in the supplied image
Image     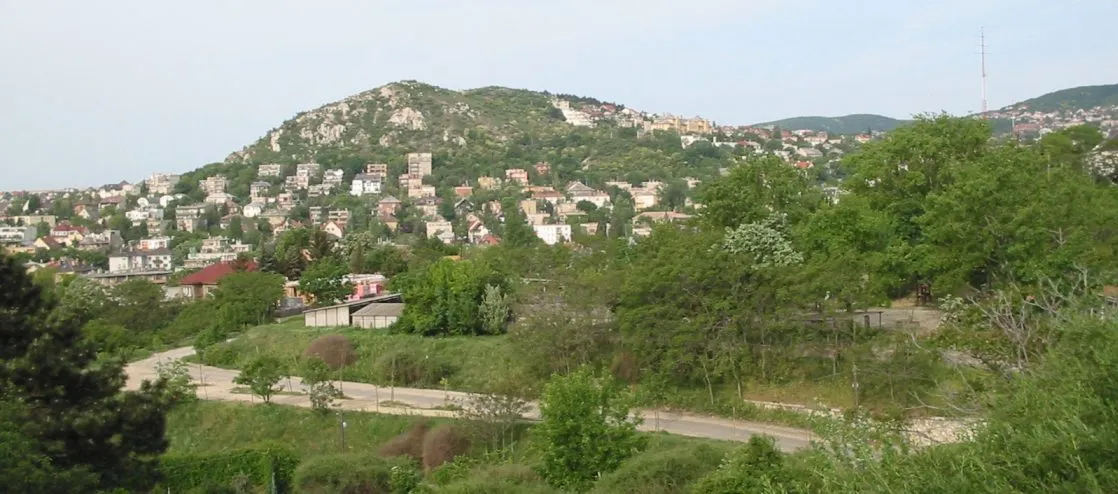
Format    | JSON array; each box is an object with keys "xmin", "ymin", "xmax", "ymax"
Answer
[{"xmin": 980, "ymin": 27, "xmax": 989, "ymax": 115}]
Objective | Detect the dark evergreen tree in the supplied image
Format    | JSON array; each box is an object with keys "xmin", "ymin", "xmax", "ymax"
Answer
[{"xmin": 0, "ymin": 255, "xmax": 170, "ymax": 492}]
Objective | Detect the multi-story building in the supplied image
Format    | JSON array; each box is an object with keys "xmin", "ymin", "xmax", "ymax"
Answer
[
  {"xmin": 200, "ymin": 175, "xmax": 228, "ymax": 195},
  {"xmin": 296, "ymin": 163, "xmax": 322, "ymax": 177},
  {"xmin": 504, "ymin": 168, "xmax": 529, "ymax": 186},
  {"xmin": 406, "ymin": 152, "xmax": 433, "ymax": 177},
  {"xmin": 0, "ymin": 225, "xmax": 37, "ymax": 246},
  {"xmin": 257, "ymin": 164, "xmax": 283, "ymax": 177},
  {"xmin": 250, "ymin": 181, "xmax": 271, "ymax": 201},
  {"xmin": 350, "ymin": 174, "xmax": 384, "ymax": 196},
  {"xmin": 136, "ymin": 236, "xmax": 172, "ymax": 251},
  {"xmin": 183, "ymin": 236, "xmax": 252, "ymax": 269},
  {"xmin": 365, "ymin": 163, "xmax": 389, "ymax": 180},
  {"xmin": 146, "ymin": 173, "xmax": 181, "ymax": 195},
  {"xmin": 323, "ymin": 169, "xmax": 345, "ymax": 188},
  {"xmin": 533, "ymin": 224, "xmax": 572, "ymax": 245},
  {"xmin": 108, "ymin": 248, "xmax": 173, "ymax": 273},
  {"xmin": 175, "ymin": 204, "xmax": 208, "ymax": 232}
]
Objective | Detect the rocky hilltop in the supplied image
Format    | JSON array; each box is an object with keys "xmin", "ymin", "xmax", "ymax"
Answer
[{"xmin": 226, "ymin": 81, "xmax": 571, "ymax": 165}]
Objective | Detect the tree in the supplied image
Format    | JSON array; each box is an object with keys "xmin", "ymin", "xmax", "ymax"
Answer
[
  {"xmin": 300, "ymin": 357, "xmax": 340, "ymax": 414},
  {"xmin": 478, "ymin": 284, "xmax": 510, "ymax": 334},
  {"xmin": 535, "ymin": 366, "xmax": 645, "ymax": 492},
  {"xmin": 391, "ymin": 258, "xmax": 505, "ymax": 336},
  {"xmin": 233, "ymin": 354, "xmax": 285, "ymax": 403},
  {"xmin": 211, "ymin": 271, "xmax": 285, "ymax": 329},
  {"xmin": 300, "ymin": 257, "xmax": 352, "ymax": 306},
  {"xmin": 0, "ymin": 254, "xmax": 170, "ymax": 491}
]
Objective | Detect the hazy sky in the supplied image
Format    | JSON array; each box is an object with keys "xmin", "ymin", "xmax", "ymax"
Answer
[{"xmin": 2, "ymin": 1, "xmax": 1116, "ymax": 190}]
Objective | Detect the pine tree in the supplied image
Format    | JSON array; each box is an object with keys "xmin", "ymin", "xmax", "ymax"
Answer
[{"xmin": 0, "ymin": 255, "xmax": 171, "ymax": 492}]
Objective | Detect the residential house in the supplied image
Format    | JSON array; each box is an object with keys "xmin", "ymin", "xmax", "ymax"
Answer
[
  {"xmin": 453, "ymin": 185, "xmax": 473, "ymax": 198},
  {"xmin": 505, "ymin": 168, "xmax": 529, "ymax": 186},
  {"xmin": 531, "ymin": 188, "xmax": 565, "ymax": 206},
  {"xmin": 526, "ymin": 213, "xmax": 549, "ymax": 225},
  {"xmin": 296, "ymin": 163, "xmax": 322, "ymax": 177},
  {"xmin": 136, "ymin": 236, "xmax": 171, "ymax": 251},
  {"xmin": 257, "ymin": 164, "xmax": 283, "ymax": 177},
  {"xmin": 567, "ymin": 182, "xmax": 611, "ymax": 208},
  {"xmin": 350, "ymin": 173, "xmax": 384, "ymax": 196},
  {"xmin": 630, "ymin": 185, "xmax": 661, "ymax": 210},
  {"xmin": 0, "ymin": 225, "xmax": 37, "ymax": 246},
  {"xmin": 477, "ymin": 176, "xmax": 502, "ymax": 190},
  {"xmin": 108, "ymin": 248, "xmax": 173, "ymax": 273},
  {"xmin": 178, "ymin": 261, "xmax": 257, "ymax": 300},
  {"xmin": 398, "ymin": 173, "xmax": 422, "ymax": 191},
  {"xmin": 33, "ymin": 236, "xmax": 63, "ymax": 250},
  {"xmin": 204, "ymin": 192, "xmax": 235, "ymax": 206},
  {"xmin": 327, "ymin": 209, "xmax": 350, "ymax": 228},
  {"xmin": 533, "ymin": 224, "xmax": 572, "ymax": 245},
  {"xmin": 534, "ymin": 162, "xmax": 551, "ymax": 176},
  {"xmin": 408, "ymin": 185, "xmax": 437, "ymax": 199},
  {"xmin": 72, "ymin": 203, "xmax": 98, "ymax": 221},
  {"xmin": 242, "ymin": 202, "xmax": 266, "ymax": 218},
  {"xmin": 184, "ymin": 236, "xmax": 252, "ymax": 269},
  {"xmin": 453, "ymin": 198, "xmax": 474, "ymax": 216},
  {"xmin": 78, "ymin": 230, "xmax": 123, "ymax": 251},
  {"xmin": 365, "ymin": 163, "xmax": 389, "ymax": 180},
  {"xmin": 604, "ymin": 180, "xmax": 632, "ymax": 191},
  {"xmin": 146, "ymin": 173, "xmax": 180, "ymax": 195},
  {"xmin": 322, "ymin": 169, "xmax": 345, "ymax": 188},
  {"xmin": 201, "ymin": 175, "xmax": 228, "ymax": 195},
  {"xmin": 796, "ymin": 147, "xmax": 823, "ymax": 159},
  {"xmin": 425, "ymin": 218, "xmax": 454, "ymax": 240},
  {"xmin": 259, "ymin": 209, "xmax": 288, "ymax": 229},
  {"xmin": 175, "ymin": 204, "xmax": 208, "ymax": 232},
  {"xmin": 415, "ymin": 197, "xmax": 442, "ymax": 218},
  {"xmin": 322, "ymin": 220, "xmax": 346, "ymax": 239},
  {"xmin": 378, "ymin": 214, "xmax": 399, "ymax": 232},
  {"xmin": 518, "ymin": 199, "xmax": 537, "ymax": 216},
  {"xmin": 308, "ymin": 184, "xmax": 334, "ymax": 198},
  {"xmin": 466, "ymin": 219, "xmax": 490, "ymax": 244},
  {"xmin": 284, "ymin": 175, "xmax": 308, "ymax": 192},
  {"xmin": 309, "ymin": 206, "xmax": 325, "ymax": 224},
  {"xmin": 98, "ymin": 196, "xmax": 125, "ymax": 211},
  {"xmin": 275, "ymin": 192, "xmax": 297, "ymax": 211},
  {"xmin": 632, "ymin": 211, "xmax": 692, "ymax": 237},
  {"xmin": 377, "ymin": 196, "xmax": 402, "ymax": 216},
  {"xmin": 406, "ymin": 152, "xmax": 433, "ymax": 177},
  {"xmin": 250, "ymin": 181, "xmax": 272, "ymax": 201},
  {"xmin": 49, "ymin": 223, "xmax": 88, "ymax": 245}
]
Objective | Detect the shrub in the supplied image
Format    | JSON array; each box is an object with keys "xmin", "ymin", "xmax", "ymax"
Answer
[
  {"xmin": 292, "ymin": 453, "xmax": 395, "ymax": 494},
  {"xmin": 305, "ymin": 334, "xmax": 358, "ymax": 371},
  {"xmin": 421, "ymin": 425, "xmax": 471, "ymax": 471},
  {"xmin": 435, "ymin": 464, "xmax": 559, "ymax": 494},
  {"xmin": 591, "ymin": 443, "xmax": 728, "ymax": 494},
  {"xmin": 378, "ymin": 422, "xmax": 431, "ymax": 462},
  {"xmin": 159, "ymin": 446, "xmax": 299, "ymax": 493},
  {"xmin": 374, "ymin": 348, "xmax": 454, "ymax": 387}
]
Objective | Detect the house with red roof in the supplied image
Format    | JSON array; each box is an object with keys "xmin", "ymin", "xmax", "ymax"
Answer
[{"xmin": 178, "ymin": 260, "xmax": 257, "ymax": 299}]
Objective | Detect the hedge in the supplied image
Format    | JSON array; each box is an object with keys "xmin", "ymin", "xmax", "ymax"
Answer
[{"xmin": 158, "ymin": 446, "xmax": 300, "ymax": 493}]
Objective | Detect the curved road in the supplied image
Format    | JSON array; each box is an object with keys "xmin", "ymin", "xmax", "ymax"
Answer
[{"xmin": 125, "ymin": 347, "xmax": 815, "ymax": 452}]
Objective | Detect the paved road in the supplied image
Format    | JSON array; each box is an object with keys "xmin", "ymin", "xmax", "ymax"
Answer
[{"xmin": 126, "ymin": 347, "xmax": 816, "ymax": 452}]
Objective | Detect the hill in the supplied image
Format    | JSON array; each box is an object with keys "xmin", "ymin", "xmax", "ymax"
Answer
[
  {"xmin": 1002, "ymin": 83, "xmax": 1118, "ymax": 112},
  {"xmin": 753, "ymin": 114, "xmax": 906, "ymax": 134},
  {"xmin": 177, "ymin": 81, "xmax": 743, "ymax": 202}
]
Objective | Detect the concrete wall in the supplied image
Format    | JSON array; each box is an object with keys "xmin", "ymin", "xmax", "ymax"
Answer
[
  {"xmin": 353, "ymin": 315, "xmax": 397, "ymax": 329},
  {"xmin": 304, "ymin": 305, "xmax": 352, "ymax": 327}
]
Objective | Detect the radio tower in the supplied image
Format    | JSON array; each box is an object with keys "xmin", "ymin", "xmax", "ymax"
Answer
[{"xmin": 980, "ymin": 27, "xmax": 988, "ymax": 114}]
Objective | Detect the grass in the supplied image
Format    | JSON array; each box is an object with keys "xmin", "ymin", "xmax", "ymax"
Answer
[{"xmin": 192, "ymin": 319, "xmax": 975, "ymax": 431}]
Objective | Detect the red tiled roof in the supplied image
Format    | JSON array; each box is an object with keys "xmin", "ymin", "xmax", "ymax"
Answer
[{"xmin": 179, "ymin": 260, "xmax": 258, "ymax": 286}]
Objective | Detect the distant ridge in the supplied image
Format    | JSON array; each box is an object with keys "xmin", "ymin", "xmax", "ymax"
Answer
[
  {"xmin": 752, "ymin": 114, "xmax": 906, "ymax": 135},
  {"xmin": 1001, "ymin": 83, "xmax": 1118, "ymax": 113}
]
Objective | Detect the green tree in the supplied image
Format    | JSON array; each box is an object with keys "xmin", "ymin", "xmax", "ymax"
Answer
[
  {"xmin": 211, "ymin": 271, "xmax": 285, "ymax": 329},
  {"xmin": 300, "ymin": 357, "xmax": 340, "ymax": 414},
  {"xmin": 0, "ymin": 254, "xmax": 170, "ymax": 492},
  {"xmin": 536, "ymin": 366, "xmax": 645, "ymax": 492},
  {"xmin": 391, "ymin": 258, "xmax": 505, "ymax": 336},
  {"xmin": 300, "ymin": 257, "xmax": 352, "ymax": 306},
  {"xmin": 233, "ymin": 354, "xmax": 285, "ymax": 403},
  {"xmin": 478, "ymin": 284, "xmax": 510, "ymax": 334}
]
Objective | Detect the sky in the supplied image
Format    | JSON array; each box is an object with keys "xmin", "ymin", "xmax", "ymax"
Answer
[{"xmin": 2, "ymin": 0, "xmax": 1116, "ymax": 190}]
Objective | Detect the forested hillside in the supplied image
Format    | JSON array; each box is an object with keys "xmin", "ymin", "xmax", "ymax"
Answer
[{"xmin": 754, "ymin": 114, "xmax": 906, "ymax": 134}]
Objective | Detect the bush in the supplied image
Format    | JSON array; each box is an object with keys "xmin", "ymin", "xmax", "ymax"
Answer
[
  {"xmin": 591, "ymin": 443, "xmax": 728, "ymax": 494},
  {"xmin": 159, "ymin": 446, "xmax": 299, "ymax": 493},
  {"xmin": 378, "ymin": 422, "xmax": 431, "ymax": 462},
  {"xmin": 292, "ymin": 453, "xmax": 396, "ymax": 494},
  {"xmin": 305, "ymin": 334, "xmax": 358, "ymax": 370},
  {"xmin": 434, "ymin": 464, "xmax": 559, "ymax": 494},
  {"xmin": 374, "ymin": 348, "xmax": 454, "ymax": 387},
  {"xmin": 421, "ymin": 425, "xmax": 471, "ymax": 471}
]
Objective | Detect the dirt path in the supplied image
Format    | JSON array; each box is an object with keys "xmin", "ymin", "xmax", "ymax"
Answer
[{"xmin": 126, "ymin": 346, "xmax": 817, "ymax": 452}]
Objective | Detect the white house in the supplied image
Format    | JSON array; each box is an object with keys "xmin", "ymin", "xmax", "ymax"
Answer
[
  {"xmin": 242, "ymin": 202, "xmax": 266, "ymax": 218},
  {"xmin": 108, "ymin": 249, "xmax": 173, "ymax": 273},
  {"xmin": 533, "ymin": 224, "xmax": 572, "ymax": 245},
  {"xmin": 350, "ymin": 174, "xmax": 383, "ymax": 196}
]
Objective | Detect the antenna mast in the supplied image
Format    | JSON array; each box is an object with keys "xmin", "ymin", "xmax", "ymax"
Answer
[{"xmin": 980, "ymin": 27, "xmax": 988, "ymax": 114}]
